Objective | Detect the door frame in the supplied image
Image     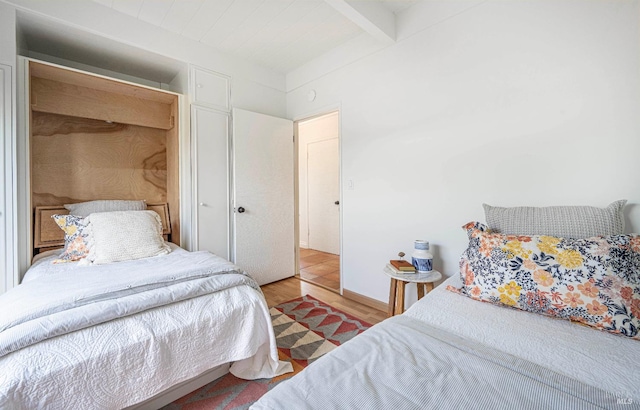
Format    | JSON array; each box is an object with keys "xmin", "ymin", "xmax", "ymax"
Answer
[{"xmin": 293, "ymin": 107, "xmax": 342, "ymax": 294}]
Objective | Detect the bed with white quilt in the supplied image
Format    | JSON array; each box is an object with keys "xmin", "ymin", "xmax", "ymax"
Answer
[
  {"xmin": 0, "ymin": 203, "xmax": 291, "ymax": 409},
  {"xmin": 254, "ymin": 201, "xmax": 640, "ymax": 409}
]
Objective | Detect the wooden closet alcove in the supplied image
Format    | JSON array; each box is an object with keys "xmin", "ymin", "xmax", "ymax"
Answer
[{"xmin": 29, "ymin": 61, "xmax": 181, "ymax": 254}]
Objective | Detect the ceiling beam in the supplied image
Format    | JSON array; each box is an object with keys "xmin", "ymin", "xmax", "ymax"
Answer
[{"xmin": 324, "ymin": 0, "xmax": 396, "ymax": 45}]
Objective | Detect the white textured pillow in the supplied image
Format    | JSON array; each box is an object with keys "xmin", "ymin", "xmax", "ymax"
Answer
[
  {"xmin": 483, "ymin": 200, "xmax": 626, "ymax": 238},
  {"xmin": 84, "ymin": 210, "xmax": 170, "ymax": 265},
  {"xmin": 64, "ymin": 200, "xmax": 147, "ymax": 217}
]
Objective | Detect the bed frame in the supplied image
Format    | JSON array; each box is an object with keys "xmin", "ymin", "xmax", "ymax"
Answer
[
  {"xmin": 126, "ymin": 364, "xmax": 230, "ymax": 410},
  {"xmin": 31, "ymin": 201, "xmax": 235, "ymax": 406}
]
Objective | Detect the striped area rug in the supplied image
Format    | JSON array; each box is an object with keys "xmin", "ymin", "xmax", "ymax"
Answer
[{"xmin": 162, "ymin": 295, "xmax": 371, "ymax": 410}]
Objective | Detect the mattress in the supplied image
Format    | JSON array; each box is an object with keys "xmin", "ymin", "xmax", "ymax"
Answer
[
  {"xmin": 1, "ymin": 247, "xmax": 291, "ymax": 409},
  {"xmin": 253, "ymin": 276, "xmax": 639, "ymax": 409}
]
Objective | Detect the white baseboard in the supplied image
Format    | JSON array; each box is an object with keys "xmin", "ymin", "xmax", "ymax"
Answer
[{"xmin": 299, "ymin": 241, "xmax": 308, "ymax": 248}]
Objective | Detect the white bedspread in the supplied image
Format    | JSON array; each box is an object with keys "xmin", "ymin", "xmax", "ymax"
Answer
[
  {"xmin": 253, "ymin": 276, "xmax": 640, "ymax": 409},
  {"xmin": 404, "ymin": 276, "xmax": 640, "ymax": 401},
  {"xmin": 1, "ymin": 248, "xmax": 256, "ymax": 356},
  {"xmin": 0, "ymin": 248, "xmax": 292, "ymax": 409}
]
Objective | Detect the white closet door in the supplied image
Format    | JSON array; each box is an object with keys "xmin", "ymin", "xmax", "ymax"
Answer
[
  {"xmin": 193, "ymin": 105, "xmax": 229, "ymax": 259},
  {"xmin": 0, "ymin": 65, "xmax": 8, "ymax": 294},
  {"xmin": 307, "ymin": 138, "xmax": 340, "ymax": 255},
  {"xmin": 232, "ymin": 108, "xmax": 294, "ymax": 285}
]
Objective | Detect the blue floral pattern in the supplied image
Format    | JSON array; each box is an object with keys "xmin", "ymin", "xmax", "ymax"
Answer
[{"xmin": 449, "ymin": 222, "xmax": 640, "ymax": 340}]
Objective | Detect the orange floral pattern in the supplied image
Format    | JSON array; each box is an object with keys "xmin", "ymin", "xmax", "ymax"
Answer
[
  {"xmin": 577, "ymin": 281, "xmax": 599, "ymax": 298},
  {"xmin": 453, "ymin": 222, "xmax": 640, "ymax": 340},
  {"xmin": 533, "ymin": 270, "xmax": 554, "ymax": 287},
  {"xmin": 563, "ymin": 292, "xmax": 584, "ymax": 308},
  {"xmin": 632, "ymin": 300, "xmax": 640, "ymax": 319},
  {"xmin": 586, "ymin": 300, "xmax": 608, "ymax": 316}
]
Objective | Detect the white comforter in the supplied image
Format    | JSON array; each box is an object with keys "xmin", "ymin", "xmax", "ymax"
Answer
[
  {"xmin": 254, "ymin": 276, "xmax": 640, "ymax": 409},
  {"xmin": 0, "ymin": 247, "xmax": 292, "ymax": 409},
  {"xmin": 404, "ymin": 276, "xmax": 640, "ymax": 401}
]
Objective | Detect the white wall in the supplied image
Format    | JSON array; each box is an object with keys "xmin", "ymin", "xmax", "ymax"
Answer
[
  {"xmin": 25, "ymin": 50, "xmax": 169, "ymax": 89},
  {"xmin": 298, "ymin": 112, "xmax": 339, "ymax": 249},
  {"xmin": 287, "ymin": 0, "xmax": 640, "ymax": 304}
]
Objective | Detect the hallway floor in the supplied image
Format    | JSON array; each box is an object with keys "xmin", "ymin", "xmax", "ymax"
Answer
[{"xmin": 299, "ymin": 248, "xmax": 340, "ymax": 292}]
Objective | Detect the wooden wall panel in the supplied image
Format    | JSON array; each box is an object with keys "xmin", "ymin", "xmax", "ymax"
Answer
[
  {"xmin": 30, "ymin": 61, "xmax": 177, "ymax": 104},
  {"xmin": 31, "ymin": 77, "xmax": 173, "ymax": 130},
  {"xmin": 29, "ymin": 61, "xmax": 181, "ymax": 252},
  {"xmin": 31, "ymin": 112, "xmax": 167, "ymax": 207},
  {"xmin": 166, "ymin": 99, "xmax": 181, "ymax": 244}
]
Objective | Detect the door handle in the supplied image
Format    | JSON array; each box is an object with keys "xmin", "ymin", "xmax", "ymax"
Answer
[
  {"xmin": 334, "ymin": 201, "xmax": 340, "ymax": 205},
  {"xmin": 237, "ymin": 207, "xmax": 246, "ymax": 213}
]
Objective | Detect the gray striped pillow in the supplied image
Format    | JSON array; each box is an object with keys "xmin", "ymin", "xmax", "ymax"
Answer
[
  {"xmin": 483, "ymin": 200, "xmax": 626, "ymax": 238},
  {"xmin": 64, "ymin": 200, "xmax": 147, "ymax": 217}
]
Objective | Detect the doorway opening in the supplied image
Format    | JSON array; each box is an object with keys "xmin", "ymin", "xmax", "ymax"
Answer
[{"xmin": 295, "ymin": 111, "xmax": 340, "ymax": 293}]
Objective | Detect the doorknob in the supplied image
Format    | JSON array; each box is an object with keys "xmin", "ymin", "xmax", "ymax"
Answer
[
  {"xmin": 237, "ymin": 207, "xmax": 246, "ymax": 213},
  {"xmin": 334, "ymin": 201, "xmax": 340, "ymax": 205}
]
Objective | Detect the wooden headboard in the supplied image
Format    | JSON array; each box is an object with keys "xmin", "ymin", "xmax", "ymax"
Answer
[{"xmin": 34, "ymin": 203, "xmax": 171, "ymax": 252}]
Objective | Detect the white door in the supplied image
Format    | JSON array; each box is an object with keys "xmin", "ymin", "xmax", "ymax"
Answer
[
  {"xmin": 0, "ymin": 65, "xmax": 8, "ymax": 294},
  {"xmin": 193, "ymin": 106, "xmax": 230, "ymax": 259},
  {"xmin": 232, "ymin": 108, "xmax": 294, "ymax": 285},
  {"xmin": 307, "ymin": 138, "xmax": 340, "ymax": 255}
]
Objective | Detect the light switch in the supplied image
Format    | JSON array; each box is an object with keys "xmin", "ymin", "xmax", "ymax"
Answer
[{"xmin": 347, "ymin": 179, "xmax": 354, "ymax": 190}]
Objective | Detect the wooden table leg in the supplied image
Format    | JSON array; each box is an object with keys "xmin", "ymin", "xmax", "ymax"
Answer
[
  {"xmin": 417, "ymin": 283, "xmax": 425, "ymax": 300},
  {"xmin": 426, "ymin": 282, "xmax": 434, "ymax": 293},
  {"xmin": 396, "ymin": 281, "xmax": 406, "ymax": 315},
  {"xmin": 388, "ymin": 278, "xmax": 398, "ymax": 317}
]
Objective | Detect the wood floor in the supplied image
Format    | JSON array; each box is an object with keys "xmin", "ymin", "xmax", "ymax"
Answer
[
  {"xmin": 261, "ymin": 277, "xmax": 387, "ymax": 325},
  {"xmin": 298, "ymin": 248, "xmax": 340, "ymax": 292}
]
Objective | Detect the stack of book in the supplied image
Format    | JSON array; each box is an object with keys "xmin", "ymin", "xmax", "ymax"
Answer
[{"xmin": 387, "ymin": 259, "xmax": 416, "ymax": 274}]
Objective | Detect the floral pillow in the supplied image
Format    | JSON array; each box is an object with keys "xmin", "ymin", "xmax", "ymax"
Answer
[
  {"xmin": 450, "ymin": 222, "xmax": 640, "ymax": 340},
  {"xmin": 51, "ymin": 214, "xmax": 90, "ymax": 263}
]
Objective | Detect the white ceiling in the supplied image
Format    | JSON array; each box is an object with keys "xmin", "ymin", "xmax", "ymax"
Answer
[{"xmin": 90, "ymin": 0, "xmax": 419, "ymax": 73}]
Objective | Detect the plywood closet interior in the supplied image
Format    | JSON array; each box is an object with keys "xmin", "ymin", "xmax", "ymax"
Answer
[{"xmin": 28, "ymin": 60, "xmax": 180, "ymax": 254}]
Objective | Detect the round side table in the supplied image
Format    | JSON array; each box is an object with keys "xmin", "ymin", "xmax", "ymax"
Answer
[{"xmin": 383, "ymin": 266, "xmax": 442, "ymax": 317}]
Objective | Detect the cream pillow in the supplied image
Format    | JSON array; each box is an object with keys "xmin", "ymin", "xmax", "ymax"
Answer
[{"xmin": 84, "ymin": 210, "xmax": 170, "ymax": 265}]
